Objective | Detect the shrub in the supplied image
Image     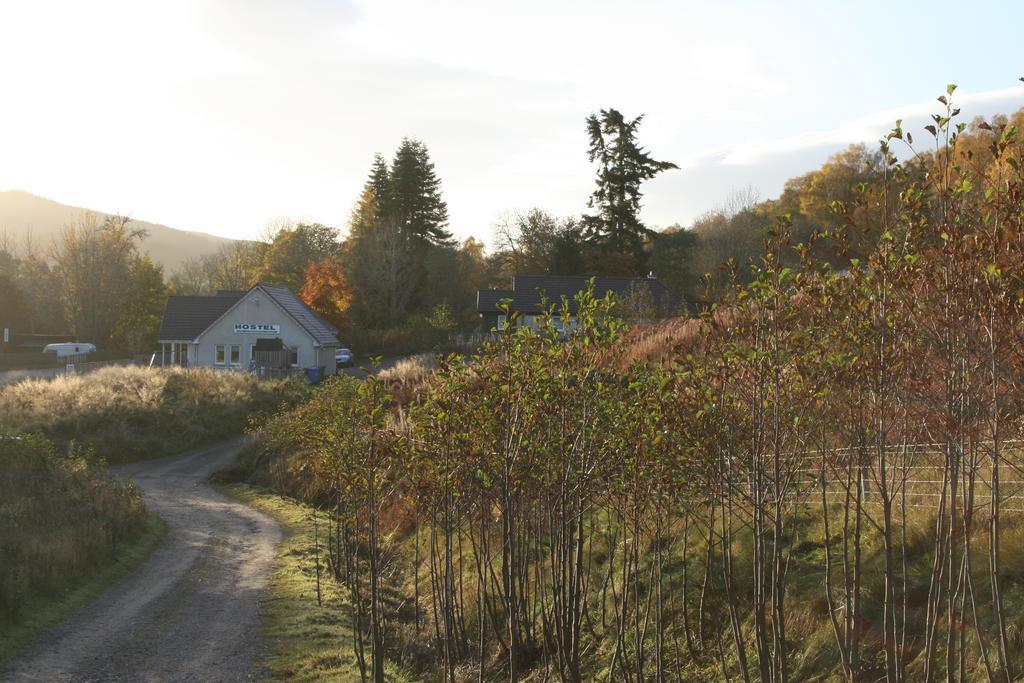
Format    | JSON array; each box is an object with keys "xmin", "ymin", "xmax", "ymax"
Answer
[
  {"xmin": 0, "ymin": 366, "xmax": 307, "ymax": 463},
  {"xmin": 225, "ymin": 89, "xmax": 1024, "ymax": 681},
  {"xmin": 0, "ymin": 432, "xmax": 146, "ymax": 627}
]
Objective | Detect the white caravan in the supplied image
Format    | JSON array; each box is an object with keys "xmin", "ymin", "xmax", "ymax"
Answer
[{"xmin": 42, "ymin": 343, "xmax": 97, "ymax": 358}]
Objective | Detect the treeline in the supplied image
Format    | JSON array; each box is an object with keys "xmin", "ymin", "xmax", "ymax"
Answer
[
  {"xmin": 0, "ymin": 213, "xmax": 167, "ymax": 353},
  {"xmin": 241, "ymin": 88, "xmax": 1024, "ymax": 682},
  {"xmin": 166, "ymin": 114, "xmax": 685, "ymax": 354},
  {"xmin": 0, "ymin": 110, "xmax": 689, "ymax": 355},
  {"xmin": 5, "ymin": 105, "xmax": 1022, "ymax": 358},
  {"xmin": 689, "ymin": 107, "xmax": 1024, "ymax": 291}
]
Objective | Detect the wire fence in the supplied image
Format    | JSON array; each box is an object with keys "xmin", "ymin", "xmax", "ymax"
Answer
[{"xmin": 704, "ymin": 441, "xmax": 1024, "ymax": 515}]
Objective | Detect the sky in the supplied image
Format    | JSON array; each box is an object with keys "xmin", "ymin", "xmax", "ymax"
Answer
[{"xmin": 1, "ymin": 0, "xmax": 1023, "ymax": 249}]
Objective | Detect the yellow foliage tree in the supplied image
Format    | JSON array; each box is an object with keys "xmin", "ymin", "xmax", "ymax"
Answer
[{"xmin": 299, "ymin": 258, "xmax": 352, "ymax": 333}]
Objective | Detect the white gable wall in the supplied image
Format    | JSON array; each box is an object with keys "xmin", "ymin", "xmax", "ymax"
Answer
[{"xmin": 195, "ymin": 289, "xmax": 327, "ymax": 369}]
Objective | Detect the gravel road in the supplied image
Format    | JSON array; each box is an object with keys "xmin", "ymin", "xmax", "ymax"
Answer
[{"xmin": 1, "ymin": 439, "xmax": 282, "ymax": 682}]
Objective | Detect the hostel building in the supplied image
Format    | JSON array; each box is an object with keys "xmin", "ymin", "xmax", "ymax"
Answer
[{"xmin": 157, "ymin": 284, "xmax": 339, "ymax": 374}]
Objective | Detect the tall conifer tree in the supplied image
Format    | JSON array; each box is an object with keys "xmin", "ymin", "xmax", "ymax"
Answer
[
  {"xmin": 388, "ymin": 138, "xmax": 452, "ymax": 245},
  {"xmin": 349, "ymin": 155, "xmax": 389, "ymax": 241},
  {"xmin": 582, "ymin": 109, "xmax": 678, "ymax": 272},
  {"xmin": 367, "ymin": 153, "xmax": 391, "ymax": 219}
]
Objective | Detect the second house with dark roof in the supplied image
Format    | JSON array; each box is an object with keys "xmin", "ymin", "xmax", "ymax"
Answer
[
  {"xmin": 477, "ymin": 274, "xmax": 677, "ymax": 333},
  {"xmin": 157, "ymin": 284, "xmax": 339, "ymax": 374}
]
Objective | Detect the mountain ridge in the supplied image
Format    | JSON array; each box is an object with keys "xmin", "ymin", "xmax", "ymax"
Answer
[{"xmin": 0, "ymin": 190, "xmax": 235, "ymax": 272}]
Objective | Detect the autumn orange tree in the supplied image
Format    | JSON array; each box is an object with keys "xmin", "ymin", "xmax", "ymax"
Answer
[{"xmin": 299, "ymin": 258, "xmax": 353, "ymax": 333}]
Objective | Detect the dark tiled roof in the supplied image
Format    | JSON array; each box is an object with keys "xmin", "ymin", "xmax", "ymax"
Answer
[
  {"xmin": 259, "ymin": 284, "xmax": 339, "ymax": 346},
  {"xmin": 477, "ymin": 289, "xmax": 514, "ymax": 313},
  {"xmin": 476, "ymin": 275, "xmax": 676, "ymax": 315},
  {"xmin": 158, "ymin": 293, "xmax": 243, "ymax": 341}
]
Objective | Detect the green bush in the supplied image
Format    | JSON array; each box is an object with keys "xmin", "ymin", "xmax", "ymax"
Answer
[
  {"xmin": 0, "ymin": 432, "xmax": 146, "ymax": 627},
  {"xmin": 346, "ymin": 305, "xmax": 461, "ymax": 356}
]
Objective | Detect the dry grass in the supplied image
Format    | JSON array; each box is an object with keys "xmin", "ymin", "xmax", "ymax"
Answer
[
  {"xmin": 377, "ymin": 354, "xmax": 438, "ymax": 384},
  {"xmin": 376, "ymin": 354, "xmax": 438, "ymax": 404},
  {"xmin": 0, "ymin": 366, "xmax": 307, "ymax": 463},
  {"xmin": 610, "ymin": 315, "xmax": 707, "ymax": 368}
]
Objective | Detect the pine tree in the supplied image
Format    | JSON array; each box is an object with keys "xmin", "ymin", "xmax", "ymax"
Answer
[
  {"xmin": 367, "ymin": 153, "xmax": 391, "ymax": 218},
  {"xmin": 582, "ymin": 109, "xmax": 678, "ymax": 271},
  {"xmin": 349, "ymin": 155, "xmax": 389, "ymax": 241},
  {"xmin": 389, "ymin": 138, "xmax": 452, "ymax": 245},
  {"xmin": 344, "ymin": 142, "xmax": 453, "ymax": 328}
]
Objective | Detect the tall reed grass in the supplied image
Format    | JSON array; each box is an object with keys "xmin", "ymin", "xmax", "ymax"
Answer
[{"xmin": 0, "ymin": 366, "xmax": 307, "ymax": 463}]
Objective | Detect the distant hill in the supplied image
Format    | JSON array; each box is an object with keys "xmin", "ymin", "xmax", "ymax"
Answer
[{"xmin": 0, "ymin": 190, "xmax": 235, "ymax": 272}]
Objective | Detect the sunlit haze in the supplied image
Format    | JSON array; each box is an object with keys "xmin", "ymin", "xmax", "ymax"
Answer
[{"xmin": 2, "ymin": 0, "xmax": 1023, "ymax": 244}]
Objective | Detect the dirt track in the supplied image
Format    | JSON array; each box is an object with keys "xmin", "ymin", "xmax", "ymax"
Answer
[{"xmin": 1, "ymin": 440, "xmax": 282, "ymax": 682}]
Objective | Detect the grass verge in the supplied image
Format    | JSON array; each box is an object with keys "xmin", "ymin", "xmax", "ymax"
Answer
[
  {"xmin": 0, "ymin": 512, "xmax": 165, "ymax": 662},
  {"xmin": 216, "ymin": 482, "xmax": 412, "ymax": 682}
]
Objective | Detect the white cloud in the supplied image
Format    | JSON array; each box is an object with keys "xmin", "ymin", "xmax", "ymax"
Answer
[
  {"xmin": 698, "ymin": 85, "xmax": 1024, "ymax": 167},
  {"xmin": 2, "ymin": 0, "xmax": 1023, "ymax": 248}
]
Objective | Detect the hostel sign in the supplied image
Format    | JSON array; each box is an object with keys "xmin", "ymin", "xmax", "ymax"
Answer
[{"xmin": 234, "ymin": 323, "xmax": 281, "ymax": 334}]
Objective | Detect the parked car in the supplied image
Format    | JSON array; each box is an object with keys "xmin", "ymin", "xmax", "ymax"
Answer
[
  {"xmin": 42, "ymin": 342, "xmax": 96, "ymax": 358},
  {"xmin": 335, "ymin": 347, "xmax": 354, "ymax": 368}
]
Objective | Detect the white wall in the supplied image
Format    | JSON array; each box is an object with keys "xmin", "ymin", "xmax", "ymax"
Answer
[
  {"xmin": 195, "ymin": 290, "xmax": 324, "ymax": 369},
  {"xmin": 514, "ymin": 314, "xmax": 576, "ymax": 334},
  {"xmin": 317, "ymin": 346, "xmax": 338, "ymax": 375}
]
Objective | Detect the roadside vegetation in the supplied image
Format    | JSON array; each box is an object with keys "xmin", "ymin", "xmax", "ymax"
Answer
[
  {"xmin": 0, "ymin": 365, "xmax": 305, "ymax": 660},
  {"xmin": 0, "ymin": 432, "xmax": 163, "ymax": 659},
  {"xmin": 0, "ymin": 365, "xmax": 307, "ymax": 463},
  {"xmin": 229, "ymin": 89, "xmax": 1024, "ymax": 682},
  {"xmin": 216, "ymin": 482, "xmax": 414, "ymax": 682}
]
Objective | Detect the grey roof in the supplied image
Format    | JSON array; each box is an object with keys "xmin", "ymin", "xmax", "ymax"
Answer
[
  {"xmin": 477, "ymin": 275, "xmax": 675, "ymax": 315},
  {"xmin": 158, "ymin": 284, "xmax": 340, "ymax": 346},
  {"xmin": 158, "ymin": 292, "xmax": 243, "ymax": 341},
  {"xmin": 258, "ymin": 284, "xmax": 339, "ymax": 346},
  {"xmin": 477, "ymin": 289, "xmax": 513, "ymax": 313}
]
